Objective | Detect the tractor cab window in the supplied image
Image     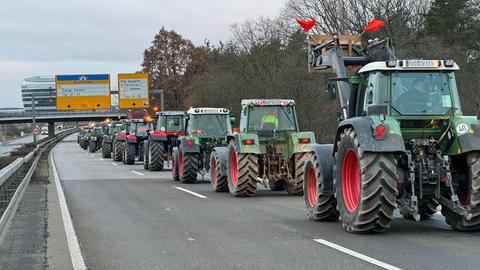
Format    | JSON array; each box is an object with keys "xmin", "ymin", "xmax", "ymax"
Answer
[
  {"xmin": 391, "ymin": 72, "xmax": 459, "ymax": 115},
  {"xmin": 357, "ymin": 72, "xmax": 389, "ymax": 116},
  {"xmin": 247, "ymin": 105, "xmax": 297, "ymax": 131},
  {"xmin": 158, "ymin": 115, "xmax": 183, "ymax": 132},
  {"xmin": 188, "ymin": 114, "xmax": 231, "ymax": 136},
  {"xmin": 130, "ymin": 122, "xmax": 152, "ymax": 136}
]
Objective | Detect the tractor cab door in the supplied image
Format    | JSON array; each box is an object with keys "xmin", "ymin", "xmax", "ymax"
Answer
[{"xmin": 356, "ymin": 71, "xmax": 389, "ymax": 117}]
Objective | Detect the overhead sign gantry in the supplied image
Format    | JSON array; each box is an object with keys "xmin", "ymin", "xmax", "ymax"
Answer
[
  {"xmin": 55, "ymin": 74, "xmax": 111, "ymax": 110},
  {"xmin": 118, "ymin": 73, "xmax": 149, "ymax": 109}
]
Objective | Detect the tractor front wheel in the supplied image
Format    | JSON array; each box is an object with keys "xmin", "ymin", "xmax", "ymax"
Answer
[
  {"xmin": 179, "ymin": 145, "xmax": 199, "ymax": 183},
  {"xmin": 286, "ymin": 153, "xmax": 308, "ymax": 195},
  {"xmin": 304, "ymin": 151, "xmax": 338, "ymax": 221},
  {"xmin": 210, "ymin": 150, "xmax": 228, "ymax": 192},
  {"xmin": 102, "ymin": 142, "xmax": 112, "ymax": 158},
  {"xmin": 335, "ymin": 128, "xmax": 397, "ymax": 233},
  {"xmin": 149, "ymin": 140, "xmax": 165, "ymax": 171},
  {"xmin": 172, "ymin": 147, "xmax": 180, "ymax": 181},
  {"xmin": 88, "ymin": 140, "xmax": 96, "ymax": 153},
  {"xmin": 226, "ymin": 141, "xmax": 258, "ymax": 197},
  {"xmin": 124, "ymin": 143, "xmax": 136, "ymax": 165},
  {"xmin": 442, "ymin": 152, "xmax": 480, "ymax": 231}
]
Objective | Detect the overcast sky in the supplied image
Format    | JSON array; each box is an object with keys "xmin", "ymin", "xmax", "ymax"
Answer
[{"xmin": 0, "ymin": 0, "xmax": 285, "ymax": 107}]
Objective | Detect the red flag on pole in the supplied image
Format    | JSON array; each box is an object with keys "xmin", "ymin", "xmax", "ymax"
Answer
[
  {"xmin": 296, "ymin": 19, "xmax": 316, "ymax": 32},
  {"xmin": 362, "ymin": 19, "xmax": 384, "ymax": 33}
]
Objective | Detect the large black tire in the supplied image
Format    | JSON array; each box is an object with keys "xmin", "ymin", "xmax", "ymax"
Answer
[
  {"xmin": 442, "ymin": 152, "xmax": 480, "ymax": 231},
  {"xmin": 226, "ymin": 141, "xmax": 258, "ymax": 197},
  {"xmin": 172, "ymin": 147, "xmax": 180, "ymax": 181},
  {"xmin": 138, "ymin": 141, "xmax": 144, "ymax": 162},
  {"xmin": 335, "ymin": 128, "xmax": 398, "ymax": 233},
  {"xmin": 304, "ymin": 149, "xmax": 339, "ymax": 221},
  {"xmin": 285, "ymin": 153, "xmax": 308, "ymax": 195},
  {"xmin": 88, "ymin": 140, "xmax": 96, "ymax": 153},
  {"xmin": 124, "ymin": 142, "xmax": 136, "ymax": 165},
  {"xmin": 102, "ymin": 142, "xmax": 112, "ymax": 158},
  {"xmin": 149, "ymin": 140, "xmax": 165, "ymax": 171},
  {"xmin": 79, "ymin": 138, "xmax": 84, "ymax": 148},
  {"xmin": 113, "ymin": 140, "xmax": 124, "ymax": 162},
  {"xmin": 143, "ymin": 141, "xmax": 149, "ymax": 170},
  {"xmin": 210, "ymin": 149, "xmax": 228, "ymax": 192},
  {"xmin": 179, "ymin": 145, "xmax": 199, "ymax": 183},
  {"xmin": 82, "ymin": 140, "xmax": 88, "ymax": 150}
]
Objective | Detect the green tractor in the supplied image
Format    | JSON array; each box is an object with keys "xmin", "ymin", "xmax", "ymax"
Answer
[
  {"xmin": 172, "ymin": 108, "xmax": 232, "ymax": 183},
  {"xmin": 211, "ymin": 99, "xmax": 315, "ymax": 196},
  {"xmin": 304, "ymin": 34, "xmax": 480, "ymax": 233},
  {"xmin": 88, "ymin": 126, "xmax": 104, "ymax": 153},
  {"xmin": 102, "ymin": 121, "xmax": 124, "ymax": 158}
]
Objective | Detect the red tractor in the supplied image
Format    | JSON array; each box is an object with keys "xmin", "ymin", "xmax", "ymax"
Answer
[
  {"xmin": 112, "ymin": 120, "xmax": 130, "ymax": 162},
  {"xmin": 122, "ymin": 111, "xmax": 154, "ymax": 165},
  {"xmin": 143, "ymin": 111, "xmax": 185, "ymax": 171}
]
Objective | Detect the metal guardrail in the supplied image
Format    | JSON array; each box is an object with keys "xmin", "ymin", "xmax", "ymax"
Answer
[
  {"xmin": 0, "ymin": 128, "xmax": 77, "ymax": 245},
  {"xmin": 0, "ymin": 108, "xmax": 127, "ymax": 119}
]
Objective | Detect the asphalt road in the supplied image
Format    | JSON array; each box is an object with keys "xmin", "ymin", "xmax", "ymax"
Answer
[{"xmin": 51, "ymin": 134, "xmax": 480, "ymax": 270}]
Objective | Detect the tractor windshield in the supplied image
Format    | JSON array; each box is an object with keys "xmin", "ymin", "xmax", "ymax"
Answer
[
  {"xmin": 188, "ymin": 114, "xmax": 231, "ymax": 136},
  {"xmin": 247, "ymin": 105, "xmax": 296, "ymax": 131},
  {"xmin": 391, "ymin": 72, "xmax": 461, "ymax": 115},
  {"xmin": 158, "ymin": 115, "xmax": 184, "ymax": 132},
  {"xmin": 130, "ymin": 122, "xmax": 153, "ymax": 136}
]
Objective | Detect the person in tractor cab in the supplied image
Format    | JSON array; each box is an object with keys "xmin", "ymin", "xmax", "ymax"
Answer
[
  {"xmin": 261, "ymin": 108, "xmax": 279, "ymax": 129},
  {"xmin": 394, "ymin": 78, "xmax": 429, "ymax": 111}
]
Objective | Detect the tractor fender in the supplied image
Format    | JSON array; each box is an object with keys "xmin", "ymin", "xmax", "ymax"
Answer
[
  {"xmin": 307, "ymin": 144, "xmax": 335, "ymax": 194},
  {"xmin": 179, "ymin": 137, "xmax": 200, "ymax": 153},
  {"xmin": 456, "ymin": 133, "xmax": 480, "ymax": 153},
  {"xmin": 149, "ymin": 131, "xmax": 168, "ymax": 141},
  {"xmin": 234, "ymin": 133, "xmax": 260, "ymax": 154},
  {"xmin": 449, "ymin": 117, "xmax": 480, "ymax": 154},
  {"xmin": 212, "ymin": 147, "xmax": 228, "ymax": 177},
  {"xmin": 334, "ymin": 117, "xmax": 406, "ymax": 153}
]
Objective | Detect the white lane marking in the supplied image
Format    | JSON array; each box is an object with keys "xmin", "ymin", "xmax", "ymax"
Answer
[
  {"xmin": 50, "ymin": 147, "xmax": 87, "ymax": 270},
  {"xmin": 111, "ymin": 163, "xmax": 118, "ymax": 166},
  {"xmin": 313, "ymin": 239, "xmax": 402, "ymax": 270},
  {"xmin": 173, "ymin": 186, "xmax": 207, "ymax": 199},
  {"xmin": 131, "ymin": 170, "xmax": 144, "ymax": 176},
  {"xmin": 99, "ymin": 158, "xmax": 104, "ymax": 161}
]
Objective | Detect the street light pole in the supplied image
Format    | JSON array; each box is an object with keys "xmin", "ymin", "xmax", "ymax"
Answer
[{"xmin": 150, "ymin": 89, "xmax": 165, "ymax": 111}]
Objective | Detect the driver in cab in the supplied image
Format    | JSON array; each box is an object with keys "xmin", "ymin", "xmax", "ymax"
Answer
[
  {"xmin": 395, "ymin": 78, "xmax": 429, "ymax": 108},
  {"xmin": 261, "ymin": 108, "xmax": 279, "ymax": 129}
]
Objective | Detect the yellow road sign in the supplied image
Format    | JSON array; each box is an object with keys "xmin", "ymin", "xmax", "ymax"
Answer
[
  {"xmin": 56, "ymin": 74, "xmax": 111, "ymax": 110},
  {"xmin": 118, "ymin": 73, "xmax": 149, "ymax": 109}
]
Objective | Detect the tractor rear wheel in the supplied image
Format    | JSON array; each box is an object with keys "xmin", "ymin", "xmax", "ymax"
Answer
[
  {"xmin": 149, "ymin": 140, "xmax": 165, "ymax": 171},
  {"xmin": 226, "ymin": 141, "xmax": 258, "ymax": 197},
  {"xmin": 88, "ymin": 141, "xmax": 96, "ymax": 153},
  {"xmin": 179, "ymin": 145, "xmax": 199, "ymax": 183},
  {"xmin": 335, "ymin": 128, "xmax": 397, "ymax": 233},
  {"xmin": 210, "ymin": 150, "xmax": 228, "ymax": 192},
  {"xmin": 304, "ymin": 151, "xmax": 339, "ymax": 221},
  {"xmin": 102, "ymin": 142, "xmax": 112, "ymax": 158},
  {"xmin": 442, "ymin": 152, "xmax": 480, "ymax": 231},
  {"xmin": 172, "ymin": 147, "xmax": 180, "ymax": 181},
  {"xmin": 124, "ymin": 143, "xmax": 136, "ymax": 165},
  {"xmin": 286, "ymin": 153, "xmax": 308, "ymax": 195},
  {"xmin": 143, "ymin": 141, "xmax": 149, "ymax": 170},
  {"xmin": 113, "ymin": 141, "xmax": 123, "ymax": 162}
]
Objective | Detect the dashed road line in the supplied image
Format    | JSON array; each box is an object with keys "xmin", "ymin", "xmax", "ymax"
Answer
[
  {"xmin": 173, "ymin": 186, "xmax": 207, "ymax": 199},
  {"xmin": 131, "ymin": 170, "xmax": 144, "ymax": 176},
  {"xmin": 313, "ymin": 239, "xmax": 402, "ymax": 270},
  {"xmin": 50, "ymin": 146, "xmax": 87, "ymax": 270},
  {"xmin": 111, "ymin": 163, "xmax": 118, "ymax": 166}
]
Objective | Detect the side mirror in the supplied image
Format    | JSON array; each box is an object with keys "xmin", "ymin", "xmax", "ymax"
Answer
[
  {"xmin": 325, "ymin": 81, "xmax": 336, "ymax": 101},
  {"xmin": 160, "ymin": 127, "xmax": 166, "ymax": 132},
  {"xmin": 230, "ymin": 117, "xmax": 235, "ymax": 124}
]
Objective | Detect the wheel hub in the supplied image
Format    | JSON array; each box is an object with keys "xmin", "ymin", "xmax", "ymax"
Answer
[
  {"xmin": 306, "ymin": 166, "xmax": 316, "ymax": 208},
  {"xmin": 230, "ymin": 150, "xmax": 238, "ymax": 186},
  {"xmin": 342, "ymin": 149, "xmax": 360, "ymax": 213}
]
